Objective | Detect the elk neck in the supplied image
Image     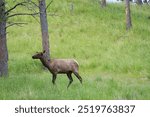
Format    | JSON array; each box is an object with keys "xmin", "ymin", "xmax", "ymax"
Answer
[{"xmin": 39, "ymin": 56, "xmax": 50, "ymax": 68}]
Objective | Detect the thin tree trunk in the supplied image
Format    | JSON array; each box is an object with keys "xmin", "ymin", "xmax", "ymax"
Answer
[
  {"xmin": 125, "ymin": 0, "xmax": 132, "ymax": 30},
  {"xmin": 101, "ymin": 0, "xmax": 106, "ymax": 8},
  {"xmin": 39, "ymin": 0, "xmax": 50, "ymax": 59},
  {"xmin": 0, "ymin": 0, "xmax": 8, "ymax": 77},
  {"xmin": 70, "ymin": 1, "xmax": 74, "ymax": 15},
  {"xmin": 143, "ymin": 0, "xmax": 148, "ymax": 4},
  {"xmin": 136, "ymin": 0, "xmax": 143, "ymax": 5}
]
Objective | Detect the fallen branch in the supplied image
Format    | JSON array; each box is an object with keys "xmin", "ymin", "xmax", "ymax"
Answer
[
  {"xmin": 29, "ymin": 0, "xmax": 39, "ymax": 8},
  {"xmin": 5, "ymin": 2, "xmax": 27, "ymax": 15},
  {"xmin": 6, "ymin": 22, "xmax": 28, "ymax": 29},
  {"xmin": 46, "ymin": 0, "xmax": 53, "ymax": 10},
  {"xmin": 7, "ymin": 12, "xmax": 39, "ymax": 19}
]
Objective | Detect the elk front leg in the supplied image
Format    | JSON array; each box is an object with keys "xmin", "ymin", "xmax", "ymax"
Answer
[
  {"xmin": 67, "ymin": 73, "xmax": 73, "ymax": 88},
  {"xmin": 52, "ymin": 74, "xmax": 57, "ymax": 85}
]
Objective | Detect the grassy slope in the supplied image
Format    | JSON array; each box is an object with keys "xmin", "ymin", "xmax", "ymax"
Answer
[{"xmin": 0, "ymin": 0, "xmax": 150, "ymax": 99}]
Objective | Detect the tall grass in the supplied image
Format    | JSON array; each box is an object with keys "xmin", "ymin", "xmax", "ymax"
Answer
[{"xmin": 0, "ymin": 0, "xmax": 150, "ymax": 99}]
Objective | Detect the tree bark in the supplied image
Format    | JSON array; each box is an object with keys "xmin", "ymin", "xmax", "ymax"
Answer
[
  {"xmin": 70, "ymin": 1, "xmax": 74, "ymax": 15},
  {"xmin": 136, "ymin": 0, "xmax": 143, "ymax": 5},
  {"xmin": 101, "ymin": 0, "xmax": 106, "ymax": 8},
  {"xmin": 39, "ymin": 0, "xmax": 50, "ymax": 59},
  {"xmin": 143, "ymin": 0, "xmax": 148, "ymax": 3},
  {"xmin": 125, "ymin": 0, "xmax": 132, "ymax": 30},
  {"xmin": 0, "ymin": 0, "xmax": 8, "ymax": 77}
]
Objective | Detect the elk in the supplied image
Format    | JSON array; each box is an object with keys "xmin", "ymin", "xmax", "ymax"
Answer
[{"xmin": 32, "ymin": 50, "xmax": 82, "ymax": 88}]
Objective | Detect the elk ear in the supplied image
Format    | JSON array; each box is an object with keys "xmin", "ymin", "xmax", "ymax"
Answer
[{"xmin": 43, "ymin": 50, "xmax": 46, "ymax": 53}]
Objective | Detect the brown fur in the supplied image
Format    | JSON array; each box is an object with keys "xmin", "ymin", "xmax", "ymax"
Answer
[{"xmin": 32, "ymin": 50, "xmax": 82, "ymax": 88}]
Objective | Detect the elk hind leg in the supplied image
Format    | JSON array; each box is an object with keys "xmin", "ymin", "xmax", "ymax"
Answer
[{"xmin": 73, "ymin": 72, "xmax": 82, "ymax": 84}]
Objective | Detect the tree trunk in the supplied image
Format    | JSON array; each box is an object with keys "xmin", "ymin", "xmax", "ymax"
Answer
[
  {"xmin": 125, "ymin": 0, "xmax": 132, "ymax": 30},
  {"xmin": 143, "ymin": 0, "xmax": 149, "ymax": 4},
  {"xmin": 136, "ymin": 0, "xmax": 143, "ymax": 5},
  {"xmin": 101, "ymin": 0, "xmax": 106, "ymax": 8},
  {"xmin": 39, "ymin": 0, "xmax": 50, "ymax": 59},
  {"xmin": 70, "ymin": 1, "xmax": 74, "ymax": 15},
  {"xmin": 0, "ymin": 0, "xmax": 8, "ymax": 77}
]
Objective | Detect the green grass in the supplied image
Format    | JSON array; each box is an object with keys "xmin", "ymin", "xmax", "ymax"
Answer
[{"xmin": 0, "ymin": 0, "xmax": 150, "ymax": 99}]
